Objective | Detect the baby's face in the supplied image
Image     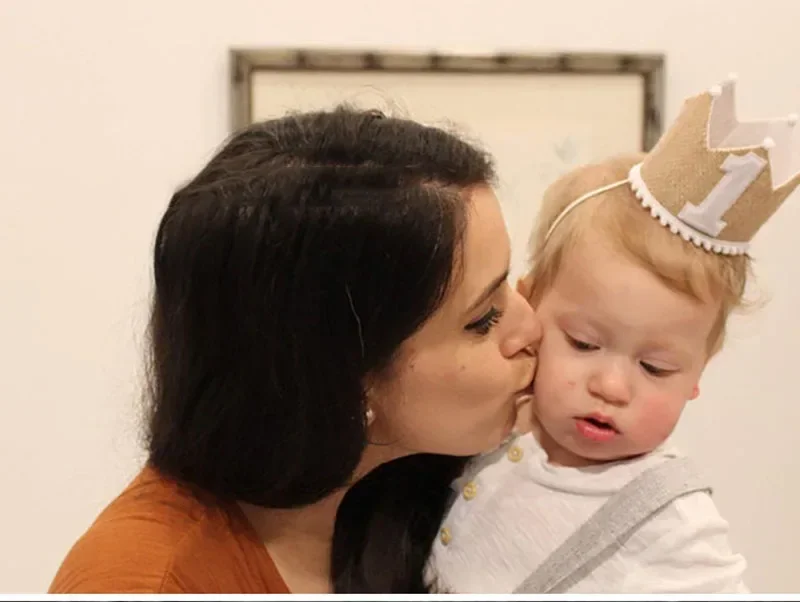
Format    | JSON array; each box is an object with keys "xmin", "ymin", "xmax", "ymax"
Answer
[{"xmin": 527, "ymin": 236, "xmax": 720, "ymax": 467}]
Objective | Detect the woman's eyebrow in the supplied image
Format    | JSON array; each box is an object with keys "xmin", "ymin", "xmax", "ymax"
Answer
[{"xmin": 465, "ymin": 269, "xmax": 509, "ymax": 315}]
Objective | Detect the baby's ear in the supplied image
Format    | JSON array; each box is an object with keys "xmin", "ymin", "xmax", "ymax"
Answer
[
  {"xmin": 689, "ymin": 384, "xmax": 700, "ymax": 401},
  {"xmin": 516, "ymin": 273, "xmax": 534, "ymax": 300}
]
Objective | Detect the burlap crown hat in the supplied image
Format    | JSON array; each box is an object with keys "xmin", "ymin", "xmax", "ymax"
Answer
[{"xmin": 546, "ymin": 75, "xmax": 800, "ymax": 256}]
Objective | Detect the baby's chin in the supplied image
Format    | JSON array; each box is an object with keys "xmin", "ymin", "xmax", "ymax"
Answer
[
  {"xmin": 571, "ymin": 444, "xmax": 655, "ymax": 465},
  {"xmin": 549, "ymin": 433, "xmax": 655, "ymax": 467}
]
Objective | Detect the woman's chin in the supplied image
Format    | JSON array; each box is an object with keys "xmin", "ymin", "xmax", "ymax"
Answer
[{"xmin": 511, "ymin": 399, "xmax": 536, "ymax": 435}]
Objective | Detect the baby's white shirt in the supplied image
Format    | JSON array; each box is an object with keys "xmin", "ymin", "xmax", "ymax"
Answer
[{"xmin": 426, "ymin": 433, "xmax": 748, "ymax": 594}]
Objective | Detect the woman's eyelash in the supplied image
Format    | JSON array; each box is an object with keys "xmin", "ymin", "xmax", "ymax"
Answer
[{"xmin": 466, "ymin": 306, "xmax": 504, "ymax": 336}]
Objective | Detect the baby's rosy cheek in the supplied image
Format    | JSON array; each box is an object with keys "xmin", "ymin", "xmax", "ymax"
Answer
[{"xmin": 634, "ymin": 396, "xmax": 683, "ymax": 442}]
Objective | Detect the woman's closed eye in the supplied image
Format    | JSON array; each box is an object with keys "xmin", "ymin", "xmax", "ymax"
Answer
[{"xmin": 466, "ymin": 306, "xmax": 504, "ymax": 336}]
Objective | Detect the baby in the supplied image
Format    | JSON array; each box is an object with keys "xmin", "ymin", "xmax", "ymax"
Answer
[{"xmin": 427, "ymin": 77, "xmax": 800, "ymax": 593}]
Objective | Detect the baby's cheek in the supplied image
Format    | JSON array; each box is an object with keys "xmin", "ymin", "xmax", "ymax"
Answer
[
  {"xmin": 531, "ymin": 353, "xmax": 560, "ymax": 400},
  {"xmin": 632, "ymin": 394, "xmax": 684, "ymax": 447}
]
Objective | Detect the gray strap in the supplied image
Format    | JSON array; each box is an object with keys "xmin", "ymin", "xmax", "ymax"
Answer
[{"xmin": 513, "ymin": 456, "xmax": 710, "ymax": 594}]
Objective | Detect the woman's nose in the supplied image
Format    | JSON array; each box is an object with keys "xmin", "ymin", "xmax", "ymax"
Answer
[{"xmin": 501, "ymin": 290, "xmax": 542, "ymax": 358}]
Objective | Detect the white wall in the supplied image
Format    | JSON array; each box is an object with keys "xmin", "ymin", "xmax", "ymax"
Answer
[{"xmin": 1, "ymin": 0, "xmax": 798, "ymax": 592}]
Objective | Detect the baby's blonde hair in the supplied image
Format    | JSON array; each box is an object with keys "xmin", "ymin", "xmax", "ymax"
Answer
[{"xmin": 526, "ymin": 153, "xmax": 752, "ymax": 356}]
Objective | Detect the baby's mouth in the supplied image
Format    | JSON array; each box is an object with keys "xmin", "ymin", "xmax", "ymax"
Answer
[
  {"xmin": 575, "ymin": 415, "xmax": 620, "ymax": 443},
  {"xmin": 579, "ymin": 415, "xmax": 619, "ymax": 433}
]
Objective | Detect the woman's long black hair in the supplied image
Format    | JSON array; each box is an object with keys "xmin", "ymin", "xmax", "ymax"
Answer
[
  {"xmin": 332, "ymin": 453, "xmax": 469, "ymax": 592},
  {"xmin": 145, "ymin": 106, "xmax": 492, "ymax": 514}
]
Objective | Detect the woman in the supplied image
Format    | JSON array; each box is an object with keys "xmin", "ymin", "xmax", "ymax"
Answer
[{"xmin": 49, "ymin": 107, "xmax": 540, "ymax": 593}]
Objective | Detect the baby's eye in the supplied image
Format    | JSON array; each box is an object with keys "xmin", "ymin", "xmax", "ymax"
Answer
[
  {"xmin": 641, "ymin": 361, "xmax": 676, "ymax": 377},
  {"xmin": 566, "ymin": 334, "xmax": 598, "ymax": 352}
]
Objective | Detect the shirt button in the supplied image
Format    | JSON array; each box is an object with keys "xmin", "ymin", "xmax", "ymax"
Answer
[
  {"xmin": 462, "ymin": 481, "xmax": 478, "ymax": 500},
  {"xmin": 440, "ymin": 527, "xmax": 452, "ymax": 545},
  {"xmin": 507, "ymin": 445, "xmax": 524, "ymax": 463}
]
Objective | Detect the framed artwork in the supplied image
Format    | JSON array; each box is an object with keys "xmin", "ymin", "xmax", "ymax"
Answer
[{"xmin": 229, "ymin": 48, "xmax": 663, "ymax": 276}]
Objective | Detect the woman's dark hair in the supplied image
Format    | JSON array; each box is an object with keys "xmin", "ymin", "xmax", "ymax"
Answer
[
  {"xmin": 145, "ymin": 106, "xmax": 493, "ymax": 511},
  {"xmin": 332, "ymin": 453, "xmax": 470, "ymax": 592}
]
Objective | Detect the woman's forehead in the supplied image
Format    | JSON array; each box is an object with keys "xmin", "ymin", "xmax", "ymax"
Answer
[{"xmin": 453, "ymin": 186, "xmax": 511, "ymax": 310}]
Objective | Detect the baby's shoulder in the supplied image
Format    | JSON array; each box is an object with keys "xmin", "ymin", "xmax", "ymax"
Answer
[{"xmin": 621, "ymin": 482, "xmax": 729, "ymax": 560}]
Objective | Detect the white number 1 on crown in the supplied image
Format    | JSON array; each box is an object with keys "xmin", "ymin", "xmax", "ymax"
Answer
[{"xmin": 678, "ymin": 152, "xmax": 767, "ymax": 237}]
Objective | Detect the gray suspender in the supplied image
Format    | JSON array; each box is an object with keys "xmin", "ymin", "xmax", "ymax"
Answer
[{"xmin": 513, "ymin": 456, "xmax": 711, "ymax": 594}]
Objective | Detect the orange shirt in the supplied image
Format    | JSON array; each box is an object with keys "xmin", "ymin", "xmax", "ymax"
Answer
[{"xmin": 49, "ymin": 465, "xmax": 290, "ymax": 594}]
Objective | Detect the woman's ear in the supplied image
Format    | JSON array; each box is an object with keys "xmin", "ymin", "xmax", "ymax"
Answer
[{"xmin": 516, "ymin": 273, "xmax": 534, "ymax": 301}]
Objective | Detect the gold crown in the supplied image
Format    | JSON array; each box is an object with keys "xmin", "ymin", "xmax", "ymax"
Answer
[{"xmin": 630, "ymin": 75, "xmax": 800, "ymax": 255}]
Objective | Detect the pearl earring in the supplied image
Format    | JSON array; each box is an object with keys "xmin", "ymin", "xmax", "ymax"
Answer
[{"xmin": 365, "ymin": 407, "xmax": 375, "ymax": 425}]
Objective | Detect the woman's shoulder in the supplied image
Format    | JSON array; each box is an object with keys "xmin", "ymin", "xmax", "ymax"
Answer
[{"xmin": 49, "ymin": 465, "xmax": 288, "ymax": 594}]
